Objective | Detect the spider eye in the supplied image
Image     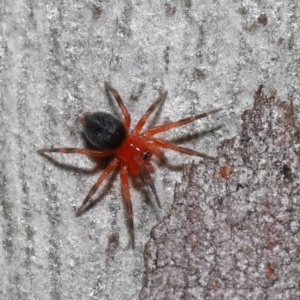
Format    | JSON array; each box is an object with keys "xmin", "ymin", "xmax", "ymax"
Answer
[{"xmin": 142, "ymin": 151, "xmax": 150, "ymax": 160}]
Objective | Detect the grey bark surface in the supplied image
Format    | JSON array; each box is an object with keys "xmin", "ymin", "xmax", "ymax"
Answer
[
  {"xmin": 1, "ymin": 1, "xmax": 300, "ymax": 299},
  {"xmin": 141, "ymin": 87, "xmax": 300, "ymax": 299}
]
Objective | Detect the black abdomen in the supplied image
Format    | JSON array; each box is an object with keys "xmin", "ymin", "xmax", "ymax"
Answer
[{"xmin": 82, "ymin": 112, "xmax": 127, "ymax": 149}]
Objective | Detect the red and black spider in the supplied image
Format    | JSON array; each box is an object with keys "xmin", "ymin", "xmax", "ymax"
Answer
[{"xmin": 38, "ymin": 83, "xmax": 221, "ymax": 248}]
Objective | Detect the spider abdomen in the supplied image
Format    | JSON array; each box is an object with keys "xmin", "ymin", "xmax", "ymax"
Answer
[{"xmin": 82, "ymin": 112, "xmax": 127, "ymax": 149}]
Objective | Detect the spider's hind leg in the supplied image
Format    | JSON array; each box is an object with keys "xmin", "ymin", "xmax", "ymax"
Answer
[{"xmin": 120, "ymin": 163, "xmax": 135, "ymax": 249}]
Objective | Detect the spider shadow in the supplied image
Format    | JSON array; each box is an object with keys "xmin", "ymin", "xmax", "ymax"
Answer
[
  {"xmin": 38, "ymin": 151, "xmax": 108, "ymax": 175},
  {"xmin": 167, "ymin": 125, "xmax": 222, "ymax": 145},
  {"xmin": 133, "ymin": 177, "xmax": 155, "ymax": 206}
]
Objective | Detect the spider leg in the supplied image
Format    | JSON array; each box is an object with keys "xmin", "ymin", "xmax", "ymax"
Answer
[
  {"xmin": 147, "ymin": 138, "xmax": 215, "ymax": 159},
  {"xmin": 143, "ymin": 108, "xmax": 222, "ymax": 137},
  {"xmin": 76, "ymin": 157, "xmax": 120, "ymax": 216},
  {"xmin": 133, "ymin": 155, "xmax": 161, "ymax": 208},
  {"xmin": 38, "ymin": 148, "xmax": 116, "ymax": 157},
  {"xmin": 120, "ymin": 163, "xmax": 135, "ymax": 249},
  {"xmin": 105, "ymin": 82, "xmax": 131, "ymax": 130},
  {"xmin": 146, "ymin": 164, "xmax": 155, "ymax": 173},
  {"xmin": 133, "ymin": 91, "xmax": 168, "ymax": 133}
]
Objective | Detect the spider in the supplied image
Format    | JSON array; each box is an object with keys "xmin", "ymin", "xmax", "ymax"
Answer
[{"xmin": 38, "ymin": 83, "xmax": 221, "ymax": 248}]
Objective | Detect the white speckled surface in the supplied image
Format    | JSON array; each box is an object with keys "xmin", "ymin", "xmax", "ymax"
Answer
[{"xmin": 1, "ymin": 1, "xmax": 299, "ymax": 299}]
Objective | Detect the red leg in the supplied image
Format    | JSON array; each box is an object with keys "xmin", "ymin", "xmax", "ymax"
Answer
[
  {"xmin": 146, "ymin": 164, "xmax": 154, "ymax": 173},
  {"xmin": 143, "ymin": 108, "xmax": 222, "ymax": 137},
  {"xmin": 38, "ymin": 148, "xmax": 116, "ymax": 157},
  {"xmin": 120, "ymin": 163, "xmax": 135, "ymax": 248},
  {"xmin": 133, "ymin": 155, "xmax": 161, "ymax": 208},
  {"xmin": 133, "ymin": 91, "xmax": 168, "ymax": 133},
  {"xmin": 147, "ymin": 138, "xmax": 215, "ymax": 159},
  {"xmin": 76, "ymin": 157, "xmax": 120, "ymax": 216},
  {"xmin": 105, "ymin": 82, "xmax": 131, "ymax": 130}
]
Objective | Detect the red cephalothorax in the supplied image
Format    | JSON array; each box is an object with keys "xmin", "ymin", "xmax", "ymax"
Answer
[
  {"xmin": 38, "ymin": 82, "xmax": 221, "ymax": 248},
  {"xmin": 116, "ymin": 134, "xmax": 152, "ymax": 175}
]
